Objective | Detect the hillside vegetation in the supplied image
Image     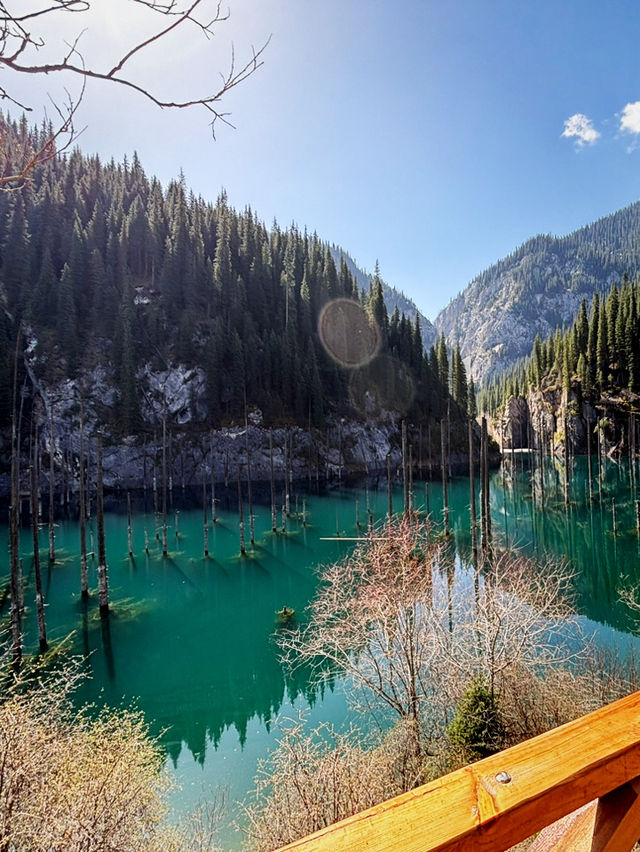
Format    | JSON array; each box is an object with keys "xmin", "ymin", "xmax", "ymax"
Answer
[
  {"xmin": 436, "ymin": 202, "xmax": 640, "ymax": 382},
  {"xmin": 0, "ymin": 116, "xmax": 465, "ymax": 446}
]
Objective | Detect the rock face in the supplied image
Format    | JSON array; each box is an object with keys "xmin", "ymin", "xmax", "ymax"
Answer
[
  {"xmin": 6, "ymin": 350, "xmax": 456, "ymax": 498},
  {"xmin": 2, "ymin": 412, "xmax": 430, "ymax": 497},
  {"xmin": 494, "ymin": 389, "xmax": 628, "ymax": 457},
  {"xmin": 434, "ymin": 202, "xmax": 640, "ymax": 383}
]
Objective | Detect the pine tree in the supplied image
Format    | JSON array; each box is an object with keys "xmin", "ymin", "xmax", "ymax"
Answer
[
  {"xmin": 596, "ymin": 295, "xmax": 609, "ymax": 389},
  {"xmin": 367, "ymin": 262, "xmax": 388, "ymax": 341},
  {"xmin": 437, "ymin": 333, "xmax": 449, "ymax": 389},
  {"xmin": 468, "ymin": 377, "xmax": 477, "ymax": 419},
  {"xmin": 587, "ymin": 293, "xmax": 600, "ymax": 389},
  {"xmin": 575, "ymin": 298, "xmax": 589, "ymax": 356}
]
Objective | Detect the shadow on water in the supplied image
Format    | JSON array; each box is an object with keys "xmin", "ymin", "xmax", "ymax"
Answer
[{"xmin": 100, "ymin": 613, "xmax": 116, "ymax": 683}]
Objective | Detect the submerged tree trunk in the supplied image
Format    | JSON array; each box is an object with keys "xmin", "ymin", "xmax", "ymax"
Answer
[
  {"xmin": 469, "ymin": 418, "xmax": 478, "ymax": 560},
  {"xmin": 162, "ymin": 406, "xmax": 168, "ymax": 557},
  {"xmin": 441, "ymin": 419, "xmax": 449, "ymax": 536},
  {"xmin": 563, "ymin": 414, "xmax": 570, "ymax": 507},
  {"xmin": 586, "ymin": 413, "xmax": 594, "ymax": 503},
  {"xmin": 30, "ymin": 457, "xmax": 48, "ymax": 652},
  {"xmin": 127, "ymin": 491, "xmax": 133, "ymax": 557},
  {"xmin": 402, "ymin": 420, "xmax": 409, "ymax": 518},
  {"xmin": 629, "ymin": 413, "xmax": 636, "ymax": 498},
  {"xmin": 270, "ymin": 429, "xmax": 277, "ymax": 533},
  {"xmin": 97, "ymin": 432, "xmax": 110, "ymax": 617},
  {"xmin": 481, "ymin": 416, "xmax": 492, "ymax": 553},
  {"xmin": 203, "ymin": 476, "xmax": 209, "ymax": 557},
  {"xmin": 238, "ymin": 467, "xmax": 246, "ymax": 556},
  {"xmin": 9, "ymin": 330, "xmax": 22, "ymax": 667},
  {"xmin": 245, "ymin": 407, "xmax": 255, "ymax": 547},
  {"xmin": 79, "ymin": 399, "xmax": 88, "ymax": 598},
  {"xmin": 48, "ymin": 406, "xmax": 55, "ymax": 563},
  {"xmin": 210, "ymin": 430, "xmax": 217, "ymax": 523},
  {"xmin": 10, "ymin": 423, "xmax": 21, "ymax": 666},
  {"xmin": 284, "ymin": 429, "xmax": 291, "ymax": 517}
]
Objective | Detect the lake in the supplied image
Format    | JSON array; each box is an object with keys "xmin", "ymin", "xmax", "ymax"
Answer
[{"xmin": 2, "ymin": 453, "xmax": 640, "ymax": 849}]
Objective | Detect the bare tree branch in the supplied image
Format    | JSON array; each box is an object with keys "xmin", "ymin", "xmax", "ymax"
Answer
[{"xmin": 0, "ymin": 0, "xmax": 268, "ymax": 187}]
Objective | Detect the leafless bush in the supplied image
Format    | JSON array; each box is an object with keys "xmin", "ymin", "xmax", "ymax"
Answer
[
  {"xmin": 279, "ymin": 518, "xmax": 441, "ymax": 728},
  {"xmin": 279, "ymin": 520, "xmax": 587, "ymax": 750},
  {"xmin": 243, "ymin": 717, "xmax": 432, "ymax": 852},
  {"xmin": 0, "ymin": 646, "xmax": 223, "ymax": 852}
]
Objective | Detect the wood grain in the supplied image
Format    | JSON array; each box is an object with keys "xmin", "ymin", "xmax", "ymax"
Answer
[{"xmin": 276, "ymin": 690, "xmax": 640, "ymax": 852}]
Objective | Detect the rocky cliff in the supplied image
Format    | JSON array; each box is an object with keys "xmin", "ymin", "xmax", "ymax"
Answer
[
  {"xmin": 493, "ymin": 388, "xmax": 635, "ymax": 458},
  {"xmin": 2, "ymin": 350, "xmax": 473, "ymax": 500},
  {"xmin": 434, "ymin": 202, "xmax": 640, "ymax": 383}
]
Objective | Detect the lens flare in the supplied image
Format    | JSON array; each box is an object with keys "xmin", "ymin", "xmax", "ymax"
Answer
[{"xmin": 318, "ymin": 299, "xmax": 381, "ymax": 368}]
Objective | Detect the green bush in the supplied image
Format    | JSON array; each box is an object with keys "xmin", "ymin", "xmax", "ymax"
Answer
[{"xmin": 447, "ymin": 678, "xmax": 505, "ymax": 762}]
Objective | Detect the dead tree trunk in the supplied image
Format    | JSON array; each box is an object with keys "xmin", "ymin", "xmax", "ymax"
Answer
[
  {"xmin": 484, "ymin": 416, "xmax": 492, "ymax": 550},
  {"xmin": 162, "ymin": 405, "xmax": 168, "ymax": 557},
  {"xmin": 563, "ymin": 414, "xmax": 570, "ymax": 507},
  {"xmin": 402, "ymin": 420, "xmax": 409, "ymax": 518},
  {"xmin": 97, "ymin": 432, "xmax": 109, "ymax": 617},
  {"xmin": 481, "ymin": 416, "xmax": 492, "ymax": 553},
  {"xmin": 79, "ymin": 399, "xmax": 88, "ymax": 598},
  {"xmin": 9, "ymin": 333, "xmax": 22, "ymax": 667},
  {"xmin": 245, "ymin": 411, "xmax": 255, "ymax": 547},
  {"xmin": 270, "ymin": 429, "xmax": 277, "ymax": 533},
  {"xmin": 284, "ymin": 429, "xmax": 291, "ymax": 517},
  {"xmin": 210, "ymin": 430, "xmax": 217, "ymax": 523},
  {"xmin": 408, "ymin": 444, "xmax": 414, "ymax": 515},
  {"xmin": 630, "ymin": 413, "xmax": 636, "ymax": 498},
  {"xmin": 203, "ymin": 476, "xmax": 209, "ymax": 557},
  {"xmin": 30, "ymin": 456, "xmax": 47, "ymax": 652},
  {"xmin": 48, "ymin": 406, "xmax": 55, "ymax": 563},
  {"xmin": 587, "ymin": 413, "xmax": 594, "ymax": 503},
  {"xmin": 238, "ymin": 467, "xmax": 246, "ymax": 556},
  {"xmin": 441, "ymin": 419, "xmax": 450, "ymax": 536},
  {"xmin": 469, "ymin": 417, "xmax": 478, "ymax": 560},
  {"xmin": 127, "ymin": 491, "xmax": 133, "ymax": 557},
  {"xmin": 597, "ymin": 420, "xmax": 604, "ymax": 498}
]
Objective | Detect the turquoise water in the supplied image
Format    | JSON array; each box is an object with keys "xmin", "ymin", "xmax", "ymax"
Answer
[{"xmin": 2, "ymin": 455, "xmax": 640, "ymax": 848}]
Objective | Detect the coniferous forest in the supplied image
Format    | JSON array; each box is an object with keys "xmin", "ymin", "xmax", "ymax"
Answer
[{"xmin": 0, "ymin": 116, "xmax": 472, "ymax": 455}]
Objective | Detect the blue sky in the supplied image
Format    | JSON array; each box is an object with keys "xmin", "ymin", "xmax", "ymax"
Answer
[{"xmin": 11, "ymin": 0, "xmax": 640, "ymax": 319}]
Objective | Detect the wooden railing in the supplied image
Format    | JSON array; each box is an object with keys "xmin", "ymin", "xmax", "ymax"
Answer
[{"xmin": 276, "ymin": 690, "xmax": 640, "ymax": 852}]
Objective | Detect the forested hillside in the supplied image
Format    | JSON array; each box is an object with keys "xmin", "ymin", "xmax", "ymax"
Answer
[
  {"xmin": 435, "ymin": 202, "xmax": 640, "ymax": 382},
  {"xmin": 0, "ymin": 116, "xmax": 466, "ymax": 445},
  {"xmin": 479, "ymin": 274, "xmax": 640, "ymax": 417},
  {"xmin": 329, "ymin": 246, "xmax": 437, "ymax": 351}
]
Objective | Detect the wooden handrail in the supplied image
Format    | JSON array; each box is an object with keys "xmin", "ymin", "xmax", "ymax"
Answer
[{"xmin": 276, "ymin": 690, "xmax": 640, "ymax": 852}]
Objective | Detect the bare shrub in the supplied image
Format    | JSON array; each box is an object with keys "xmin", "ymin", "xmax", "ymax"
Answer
[
  {"xmin": 0, "ymin": 648, "xmax": 222, "ymax": 852},
  {"xmin": 243, "ymin": 717, "xmax": 432, "ymax": 852},
  {"xmin": 279, "ymin": 520, "xmax": 587, "ymax": 753},
  {"xmin": 279, "ymin": 518, "xmax": 441, "ymax": 728}
]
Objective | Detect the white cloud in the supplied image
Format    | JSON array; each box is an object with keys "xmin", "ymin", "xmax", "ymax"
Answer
[
  {"xmin": 620, "ymin": 101, "xmax": 640, "ymax": 135},
  {"xmin": 561, "ymin": 113, "xmax": 601, "ymax": 147}
]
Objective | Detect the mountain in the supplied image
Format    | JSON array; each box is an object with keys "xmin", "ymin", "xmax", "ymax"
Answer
[
  {"xmin": 329, "ymin": 246, "xmax": 437, "ymax": 351},
  {"xmin": 435, "ymin": 202, "xmax": 640, "ymax": 383},
  {"xmin": 0, "ymin": 116, "xmax": 465, "ymax": 465}
]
